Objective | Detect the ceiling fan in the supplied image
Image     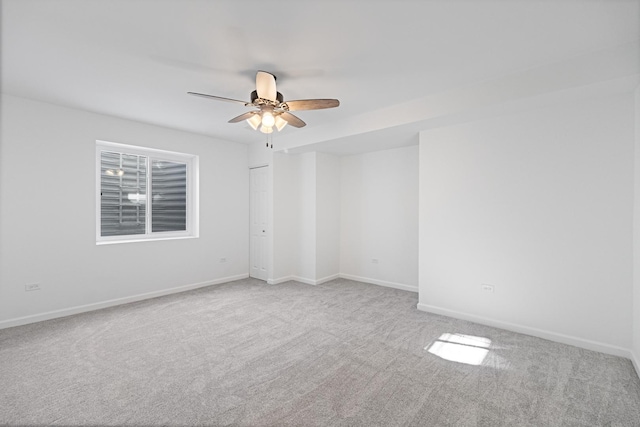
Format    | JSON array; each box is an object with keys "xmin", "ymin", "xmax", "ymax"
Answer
[{"xmin": 188, "ymin": 71, "xmax": 340, "ymax": 134}]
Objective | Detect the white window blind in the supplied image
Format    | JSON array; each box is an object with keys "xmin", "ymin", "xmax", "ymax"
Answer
[
  {"xmin": 100, "ymin": 151, "xmax": 148, "ymax": 237},
  {"xmin": 96, "ymin": 141, "xmax": 198, "ymax": 244},
  {"xmin": 151, "ymin": 159, "xmax": 187, "ymax": 233}
]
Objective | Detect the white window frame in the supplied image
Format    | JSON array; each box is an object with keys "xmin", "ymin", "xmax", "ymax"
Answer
[{"xmin": 96, "ymin": 140, "xmax": 199, "ymax": 245}]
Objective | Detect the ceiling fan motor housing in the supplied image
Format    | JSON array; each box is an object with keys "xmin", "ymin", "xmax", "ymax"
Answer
[{"xmin": 250, "ymin": 90, "xmax": 283, "ymax": 104}]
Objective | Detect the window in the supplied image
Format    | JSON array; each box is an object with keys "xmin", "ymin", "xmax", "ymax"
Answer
[{"xmin": 96, "ymin": 140, "xmax": 198, "ymax": 244}]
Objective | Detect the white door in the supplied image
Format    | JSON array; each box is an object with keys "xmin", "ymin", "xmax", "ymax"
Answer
[{"xmin": 250, "ymin": 166, "xmax": 269, "ymax": 280}]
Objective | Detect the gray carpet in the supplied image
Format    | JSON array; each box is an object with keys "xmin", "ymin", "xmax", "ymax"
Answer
[{"xmin": 1, "ymin": 278, "xmax": 639, "ymax": 426}]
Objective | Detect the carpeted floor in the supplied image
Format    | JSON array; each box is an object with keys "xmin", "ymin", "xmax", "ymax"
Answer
[{"xmin": 1, "ymin": 278, "xmax": 639, "ymax": 426}]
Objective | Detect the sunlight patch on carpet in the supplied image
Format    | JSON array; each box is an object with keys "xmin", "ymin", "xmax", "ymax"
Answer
[{"xmin": 426, "ymin": 333, "xmax": 491, "ymax": 366}]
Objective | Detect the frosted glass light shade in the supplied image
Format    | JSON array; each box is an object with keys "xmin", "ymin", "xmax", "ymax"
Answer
[
  {"xmin": 261, "ymin": 111, "xmax": 275, "ymax": 127},
  {"xmin": 274, "ymin": 115, "xmax": 288, "ymax": 131},
  {"xmin": 246, "ymin": 114, "xmax": 261, "ymax": 130}
]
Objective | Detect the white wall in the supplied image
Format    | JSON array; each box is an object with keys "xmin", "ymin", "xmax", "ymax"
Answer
[
  {"xmin": 271, "ymin": 147, "xmax": 418, "ymax": 288},
  {"xmin": 271, "ymin": 151, "xmax": 341, "ymax": 285},
  {"xmin": 248, "ymin": 141, "xmax": 272, "ymax": 169},
  {"xmin": 340, "ymin": 146, "xmax": 419, "ymax": 291},
  {"xmin": 634, "ymin": 85, "xmax": 640, "ymax": 371},
  {"xmin": 268, "ymin": 151, "xmax": 318, "ymax": 284},
  {"xmin": 0, "ymin": 94, "xmax": 249, "ymax": 326},
  {"xmin": 418, "ymin": 93, "xmax": 635, "ymax": 355},
  {"xmin": 296, "ymin": 152, "xmax": 317, "ymax": 282},
  {"xmin": 272, "ymin": 152, "xmax": 299, "ymax": 281},
  {"xmin": 316, "ymin": 152, "xmax": 341, "ymax": 281}
]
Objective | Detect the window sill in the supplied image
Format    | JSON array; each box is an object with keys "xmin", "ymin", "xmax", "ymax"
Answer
[{"xmin": 96, "ymin": 235, "xmax": 198, "ymax": 246}]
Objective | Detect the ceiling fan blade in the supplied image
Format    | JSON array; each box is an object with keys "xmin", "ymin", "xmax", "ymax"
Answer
[
  {"xmin": 188, "ymin": 92, "xmax": 249, "ymax": 106},
  {"xmin": 256, "ymin": 71, "xmax": 277, "ymax": 101},
  {"xmin": 280, "ymin": 112, "xmax": 306, "ymax": 128},
  {"xmin": 283, "ymin": 99, "xmax": 340, "ymax": 111},
  {"xmin": 228, "ymin": 111, "xmax": 258, "ymax": 123}
]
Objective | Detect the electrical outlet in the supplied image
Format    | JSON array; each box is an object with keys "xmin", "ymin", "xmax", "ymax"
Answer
[
  {"xmin": 371, "ymin": 259, "xmax": 379, "ymax": 264},
  {"xmin": 25, "ymin": 283, "xmax": 41, "ymax": 292},
  {"xmin": 220, "ymin": 257, "xmax": 227, "ymax": 263},
  {"xmin": 481, "ymin": 284, "xmax": 494, "ymax": 293}
]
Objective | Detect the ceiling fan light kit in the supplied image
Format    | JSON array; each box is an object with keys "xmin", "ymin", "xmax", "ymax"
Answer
[
  {"xmin": 274, "ymin": 115, "xmax": 288, "ymax": 131},
  {"xmin": 246, "ymin": 114, "xmax": 262, "ymax": 130},
  {"xmin": 188, "ymin": 70, "xmax": 340, "ymax": 136}
]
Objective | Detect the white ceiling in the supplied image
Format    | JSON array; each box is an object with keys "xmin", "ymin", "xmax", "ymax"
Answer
[{"xmin": 2, "ymin": 0, "xmax": 639, "ymax": 155}]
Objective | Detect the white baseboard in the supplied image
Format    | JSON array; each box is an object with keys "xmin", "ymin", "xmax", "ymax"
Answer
[
  {"xmin": 0, "ymin": 273, "xmax": 249, "ymax": 330},
  {"xmin": 417, "ymin": 303, "xmax": 632, "ymax": 359},
  {"xmin": 290, "ymin": 274, "xmax": 341, "ymax": 285},
  {"xmin": 268, "ymin": 274, "xmax": 338, "ymax": 286},
  {"xmin": 340, "ymin": 274, "xmax": 418, "ymax": 293},
  {"xmin": 267, "ymin": 276, "xmax": 295, "ymax": 285},
  {"xmin": 632, "ymin": 351, "xmax": 640, "ymax": 380},
  {"xmin": 267, "ymin": 275, "xmax": 317, "ymax": 285},
  {"xmin": 268, "ymin": 273, "xmax": 417, "ymax": 292},
  {"xmin": 317, "ymin": 274, "xmax": 341, "ymax": 285}
]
